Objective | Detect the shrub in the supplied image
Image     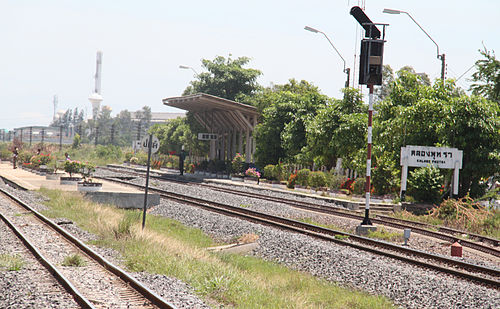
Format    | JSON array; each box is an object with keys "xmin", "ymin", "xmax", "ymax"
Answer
[
  {"xmin": 95, "ymin": 145, "xmax": 122, "ymax": 161},
  {"xmin": 0, "ymin": 144, "xmax": 11, "ymax": 160},
  {"xmin": 18, "ymin": 151, "xmax": 32, "ymax": 164},
  {"xmin": 287, "ymin": 172, "xmax": 297, "ymax": 189},
  {"xmin": 352, "ymin": 177, "xmax": 366, "ymax": 195},
  {"xmin": 72, "ymin": 133, "xmax": 81, "ymax": 149},
  {"xmin": 64, "ymin": 160, "xmax": 82, "ymax": 177},
  {"xmin": 372, "ymin": 153, "xmax": 399, "ymax": 195},
  {"xmin": 231, "ymin": 153, "xmax": 245, "ymax": 175},
  {"xmin": 308, "ymin": 171, "xmax": 327, "ymax": 190},
  {"xmin": 272, "ymin": 164, "xmax": 284, "ymax": 181},
  {"xmin": 340, "ymin": 178, "xmax": 355, "ymax": 194},
  {"xmin": 408, "ymin": 165, "xmax": 443, "ymax": 203},
  {"xmin": 296, "ymin": 169, "xmax": 311, "ymax": 186},
  {"xmin": 79, "ymin": 162, "xmax": 95, "ymax": 182},
  {"xmin": 329, "ymin": 174, "xmax": 347, "ymax": 190},
  {"xmin": 245, "ymin": 168, "xmax": 261, "ymax": 178},
  {"xmin": 263, "ymin": 165, "xmax": 275, "ymax": 180},
  {"xmin": 124, "ymin": 151, "xmax": 134, "ymax": 162}
]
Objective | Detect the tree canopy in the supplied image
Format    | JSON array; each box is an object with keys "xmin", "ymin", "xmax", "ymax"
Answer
[
  {"xmin": 470, "ymin": 47, "xmax": 500, "ymax": 105},
  {"xmin": 253, "ymin": 79, "xmax": 329, "ymax": 166},
  {"xmin": 183, "ymin": 55, "xmax": 262, "ymax": 102},
  {"xmin": 375, "ymin": 71, "xmax": 500, "ymax": 197}
]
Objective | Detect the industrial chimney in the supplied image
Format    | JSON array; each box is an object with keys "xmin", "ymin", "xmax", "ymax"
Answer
[{"xmin": 88, "ymin": 51, "xmax": 103, "ymax": 120}]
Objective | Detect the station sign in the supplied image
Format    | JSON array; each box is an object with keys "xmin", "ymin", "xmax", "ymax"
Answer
[
  {"xmin": 198, "ymin": 133, "xmax": 218, "ymax": 141},
  {"xmin": 401, "ymin": 146, "xmax": 462, "ymax": 169},
  {"xmin": 400, "ymin": 145, "xmax": 463, "ymax": 198},
  {"xmin": 132, "ymin": 140, "xmax": 142, "ymax": 151},
  {"xmin": 141, "ymin": 135, "xmax": 160, "ymax": 154}
]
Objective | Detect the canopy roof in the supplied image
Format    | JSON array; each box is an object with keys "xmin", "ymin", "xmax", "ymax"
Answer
[{"xmin": 162, "ymin": 93, "xmax": 259, "ymax": 132}]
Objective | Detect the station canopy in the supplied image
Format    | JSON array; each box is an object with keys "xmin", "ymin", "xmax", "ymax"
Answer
[{"xmin": 162, "ymin": 93, "xmax": 259, "ymax": 132}]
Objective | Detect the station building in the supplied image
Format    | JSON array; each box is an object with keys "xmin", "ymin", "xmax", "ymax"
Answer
[{"xmin": 163, "ymin": 93, "xmax": 259, "ymax": 163}]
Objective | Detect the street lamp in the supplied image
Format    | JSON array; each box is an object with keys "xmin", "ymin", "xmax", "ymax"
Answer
[
  {"xmin": 383, "ymin": 8, "xmax": 445, "ymax": 81},
  {"xmin": 179, "ymin": 65, "xmax": 199, "ymax": 77},
  {"xmin": 304, "ymin": 26, "xmax": 351, "ymax": 88}
]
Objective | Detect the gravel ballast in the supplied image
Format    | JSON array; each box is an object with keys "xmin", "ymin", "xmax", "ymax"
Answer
[{"xmin": 0, "ymin": 183, "xmax": 210, "ymax": 309}]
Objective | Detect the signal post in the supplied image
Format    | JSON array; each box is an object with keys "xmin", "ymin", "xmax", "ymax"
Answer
[{"xmin": 350, "ymin": 6, "xmax": 388, "ymax": 234}]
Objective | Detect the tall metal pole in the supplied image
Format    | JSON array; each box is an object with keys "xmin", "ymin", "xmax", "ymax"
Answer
[
  {"xmin": 362, "ymin": 85, "xmax": 374, "ymax": 226},
  {"xmin": 439, "ymin": 54, "xmax": 446, "ymax": 81},
  {"xmin": 29, "ymin": 127, "xmax": 32, "ymax": 146}
]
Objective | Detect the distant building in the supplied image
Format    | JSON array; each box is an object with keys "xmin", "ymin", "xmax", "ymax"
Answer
[{"xmin": 129, "ymin": 112, "xmax": 186, "ymax": 124}]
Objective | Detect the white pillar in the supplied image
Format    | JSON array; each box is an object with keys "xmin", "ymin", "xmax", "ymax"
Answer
[{"xmin": 245, "ymin": 130, "xmax": 251, "ymax": 163}]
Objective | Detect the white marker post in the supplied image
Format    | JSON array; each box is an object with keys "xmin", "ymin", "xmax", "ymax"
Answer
[{"xmin": 141, "ymin": 134, "xmax": 159, "ymax": 230}]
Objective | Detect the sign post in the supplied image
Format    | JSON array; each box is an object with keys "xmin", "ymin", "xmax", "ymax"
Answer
[{"xmin": 141, "ymin": 134, "xmax": 159, "ymax": 230}]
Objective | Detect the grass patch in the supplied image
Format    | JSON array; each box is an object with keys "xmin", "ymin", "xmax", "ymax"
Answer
[
  {"xmin": 62, "ymin": 254, "xmax": 87, "ymax": 267},
  {"xmin": 0, "ymin": 253, "xmax": 25, "ymax": 271},
  {"xmin": 367, "ymin": 228, "xmax": 403, "ymax": 242},
  {"xmin": 39, "ymin": 188, "xmax": 394, "ymax": 308}
]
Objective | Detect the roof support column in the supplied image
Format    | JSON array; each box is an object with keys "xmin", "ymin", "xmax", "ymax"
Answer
[
  {"xmin": 251, "ymin": 116, "xmax": 257, "ymax": 163},
  {"xmin": 210, "ymin": 140, "xmax": 216, "ymax": 160},
  {"xmin": 238, "ymin": 131, "xmax": 243, "ymax": 154},
  {"xmin": 245, "ymin": 129, "xmax": 251, "ymax": 163},
  {"xmin": 231, "ymin": 130, "xmax": 236, "ymax": 160}
]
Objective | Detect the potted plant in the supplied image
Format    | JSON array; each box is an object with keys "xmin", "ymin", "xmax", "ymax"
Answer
[
  {"xmin": 60, "ymin": 160, "xmax": 83, "ymax": 184},
  {"xmin": 77, "ymin": 162, "xmax": 102, "ymax": 192},
  {"xmin": 231, "ymin": 153, "xmax": 245, "ymax": 181},
  {"xmin": 244, "ymin": 167, "xmax": 261, "ymax": 184}
]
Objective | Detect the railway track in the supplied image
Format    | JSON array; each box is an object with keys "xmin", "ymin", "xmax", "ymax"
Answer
[
  {"xmin": 98, "ymin": 174, "xmax": 500, "ymax": 289},
  {"xmin": 0, "ymin": 187, "xmax": 176, "ymax": 309},
  {"xmin": 101, "ymin": 165, "xmax": 500, "ymax": 259}
]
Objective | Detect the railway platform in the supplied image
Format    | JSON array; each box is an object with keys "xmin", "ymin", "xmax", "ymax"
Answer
[{"xmin": 0, "ymin": 162, "xmax": 159, "ymax": 209}]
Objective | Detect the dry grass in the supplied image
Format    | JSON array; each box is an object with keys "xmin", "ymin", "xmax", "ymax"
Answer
[{"xmin": 39, "ymin": 188, "xmax": 394, "ymax": 308}]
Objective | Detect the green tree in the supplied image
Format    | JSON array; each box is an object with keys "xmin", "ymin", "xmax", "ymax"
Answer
[
  {"xmin": 149, "ymin": 115, "xmax": 207, "ymax": 157},
  {"xmin": 375, "ymin": 70, "xmax": 500, "ymax": 197},
  {"xmin": 183, "ymin": 55, "xmax": 262, "ymax": 102},
  {"xmin": 253, "ymin": 80, "xmax": 329, "ymax": 166},
  {"xmin": 304, "ymin": 87, "xmax": 366, "ymax": 169},
  {"xmin": 470, "ymin": 47, "xmax": 500, "ymax": 105}
]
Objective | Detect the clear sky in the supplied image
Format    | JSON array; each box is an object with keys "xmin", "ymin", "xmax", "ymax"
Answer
[{"xmin": 1, "ymin": 0, "xmax": 499, "ymax": 130}]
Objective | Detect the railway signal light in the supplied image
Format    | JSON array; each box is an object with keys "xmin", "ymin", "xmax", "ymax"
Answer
[{"xmin": 350, "ymin": 6, "xmax": 387, "ymax": 86}]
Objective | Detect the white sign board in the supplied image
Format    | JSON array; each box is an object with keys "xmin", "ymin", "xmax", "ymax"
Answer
[
  {"xmin": 400, "ymin": 146, "xmax": 463, "ymax": 198},
  {"xmin": 141, "ymin": 135, "xmax": 160, "ymax": 154},
  {"xmin": 132, "ymin": 140, "xmax": 142, "ymax": 151},
  {"xmin": 401, "ymin": 146, "xmax": 463, "ymax": 169},
  {"xmin": 198, "ymin": 133, "xmax": 218, "ymax": 141}
]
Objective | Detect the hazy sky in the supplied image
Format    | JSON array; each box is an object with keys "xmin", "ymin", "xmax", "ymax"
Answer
[{"xmin": 1, "ymin": 0, "xmax": 499, "ymax": 130}]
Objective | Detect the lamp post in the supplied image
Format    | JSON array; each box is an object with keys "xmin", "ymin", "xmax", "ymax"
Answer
[
  {"xmin": 304, "ymin": 26, "xmax": 350, "ymax": 88},
  {"xmin": 383, "ymin": 8, "xmax": 445, "ymax": 81},
  {"xmin": 179, "ymin": 65, "xmax": 199, "ymax": 77}
]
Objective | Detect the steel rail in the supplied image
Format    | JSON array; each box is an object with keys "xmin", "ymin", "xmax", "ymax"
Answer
[
  {"xmin": 99, "ymin": 176, "xmax": 500, "ymax": 289},
  {"xmin": 0, "ymin": 187, "xmax": 177, "ymax": 309},
  {"xmin": 100, "ymin": 165, "xmax": 500, "ymax": 258},
  {"xmin": 0, "ymin": 210, "xmax": 96, "ymax": 309}
]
